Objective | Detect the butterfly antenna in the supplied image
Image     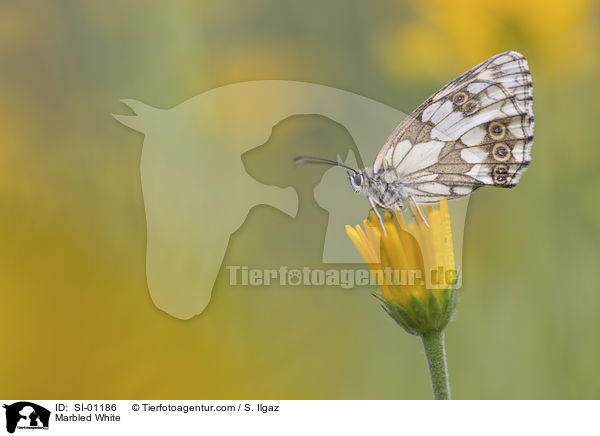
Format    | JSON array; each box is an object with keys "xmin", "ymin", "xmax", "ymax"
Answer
[{"xmin": 293, "ymin": 155, "xmax": 358, "ymax": 173}]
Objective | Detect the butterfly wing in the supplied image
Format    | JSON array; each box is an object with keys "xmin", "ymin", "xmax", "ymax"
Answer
[{"xmin": 373, "ymin": 51, "xmax": 533, "ymax": 204}]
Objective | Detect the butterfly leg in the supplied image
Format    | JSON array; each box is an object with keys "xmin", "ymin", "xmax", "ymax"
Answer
[
  {"xmin": 368, "ymin": 196, "xmax": 387, "ymax": 236},
  {"xmin": 410, "ymin": 196, "xmax": 430, "ymax": 228}
]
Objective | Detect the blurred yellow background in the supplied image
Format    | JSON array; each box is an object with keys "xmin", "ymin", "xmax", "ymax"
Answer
[{"xmin": 1, "ymin": 0, "xmax": 599, "ymax": 399}]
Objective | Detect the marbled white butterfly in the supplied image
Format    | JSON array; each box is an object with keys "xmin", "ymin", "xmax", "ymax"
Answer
[{"xmin": 295, "ymin": 51, "xmax": 533, "ymax": 228}]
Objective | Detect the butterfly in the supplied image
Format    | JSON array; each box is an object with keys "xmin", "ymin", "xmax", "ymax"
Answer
[{"xmin": 295, "ymin": 51, "xmax": 533, "ymax": 230}]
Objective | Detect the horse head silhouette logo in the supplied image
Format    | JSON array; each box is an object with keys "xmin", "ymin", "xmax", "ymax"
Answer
[{"xmin": 3, "ymin": 402, "xmax": 50, "ymax": 433}]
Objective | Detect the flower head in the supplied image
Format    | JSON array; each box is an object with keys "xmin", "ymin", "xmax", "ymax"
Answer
[{"xmin": 346, "ymin": 199, "xmax": 459, "ymax": 335}]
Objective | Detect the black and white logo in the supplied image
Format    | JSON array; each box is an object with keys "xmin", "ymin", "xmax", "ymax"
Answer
[{"xmin": 3, "ymin": 402, "xmax": 50, "ymax": 433}]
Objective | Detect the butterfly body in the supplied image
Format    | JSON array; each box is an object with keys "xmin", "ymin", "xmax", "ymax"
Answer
[{"xmin": 350, "ymin": 168, "xmax": 409, "ymax": 211}]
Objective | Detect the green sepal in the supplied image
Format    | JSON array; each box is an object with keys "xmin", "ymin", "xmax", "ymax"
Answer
[
  {"xmin": 428, "ymin": 289, "xmax": 442, "ymax": 322},
  {"xmin": 385, "ymin": 304, "xmax": 420, "ymax": 336},
  {"xmin": 374, "ymin": 293, "xmax": 420, "ymax": 335},
  {"xmin": 375, "ymin": 287, "xmax": 459, "ymax": 336},
  {"xmin": 410, "ymin": 294, "xmax": 428, "ymax": 326}
]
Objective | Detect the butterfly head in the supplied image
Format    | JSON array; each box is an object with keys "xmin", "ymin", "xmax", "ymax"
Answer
[{"xmin": 347, "ymin": 170, "xmax": 364, "ymax": 193}]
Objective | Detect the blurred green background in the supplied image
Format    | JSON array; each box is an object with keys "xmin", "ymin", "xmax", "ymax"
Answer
[{"xmin": 1, "ymin": 0, "xmax": 599, "ymax": 399}]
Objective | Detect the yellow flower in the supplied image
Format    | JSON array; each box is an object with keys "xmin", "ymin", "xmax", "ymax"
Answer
[
  {"xmin": 346, "ymin": 199, "xmax": 458, "ymax": 335},
  {"xmin": 374, "ymin": 0, "xmax": 598, "ymax": 81}
]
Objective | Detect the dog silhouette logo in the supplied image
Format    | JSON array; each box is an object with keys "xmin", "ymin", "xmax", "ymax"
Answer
[{"xmin": 3, "ymin": 402, "xmax": 50, "ymax": 433}]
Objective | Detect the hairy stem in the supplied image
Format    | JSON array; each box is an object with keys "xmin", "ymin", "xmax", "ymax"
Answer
[{"xmin": 421, "ymin": 330, "xmax": 450, "ymax": 400}]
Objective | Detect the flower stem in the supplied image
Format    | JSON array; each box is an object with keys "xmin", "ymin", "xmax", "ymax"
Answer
[{"xmin": 421, "ymin": 330, "xmax": 450, "ymax": 400}]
